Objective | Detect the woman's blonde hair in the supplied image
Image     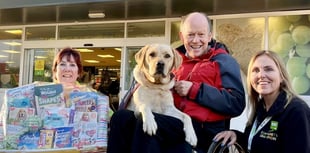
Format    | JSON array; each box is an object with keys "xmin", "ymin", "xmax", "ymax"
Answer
[{"xmin": 246, "ymin": 50, "xmax": 297, "ymax": 125}]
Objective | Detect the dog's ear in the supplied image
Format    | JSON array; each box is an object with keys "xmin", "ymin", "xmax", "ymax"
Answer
[
  {"xmin": 135, "ymin": 45, "xmax": 149, "ymax": 69},
  {"xmin": 172, "ymin": 48, "xmax": 182, "ymax": 70}
]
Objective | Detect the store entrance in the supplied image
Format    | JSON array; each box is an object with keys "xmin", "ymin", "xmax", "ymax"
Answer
[
  {"xmin": 76, "ymin": 47, "xmax": 121, "ymax": 111},
  {"xmin": 23, "ymin": 47, "xmax": 122, "ymax": 111}
]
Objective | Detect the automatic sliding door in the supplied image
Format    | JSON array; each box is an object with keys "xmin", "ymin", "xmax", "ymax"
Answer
[
  {"xmin": 23, "ymin": 48, "xmax": 55, "ymax": 85},
  {"xmin": 124, "ymin": 47, "xmax": 142, "ymax": 90}
]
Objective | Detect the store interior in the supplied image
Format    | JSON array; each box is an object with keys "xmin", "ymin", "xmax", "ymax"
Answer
[{"xmin": 76, "ymin": 47, "xmax": 121, "ymax": 110}]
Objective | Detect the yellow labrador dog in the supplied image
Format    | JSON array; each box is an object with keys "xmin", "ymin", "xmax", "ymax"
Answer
[{"xmin": 127, "ymin": 44, "xmax": 197, "ymax": 146}]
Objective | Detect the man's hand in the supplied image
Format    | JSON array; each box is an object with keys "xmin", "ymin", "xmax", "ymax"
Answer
[
  {"xmin": 213, "ymin": 130, "xmax": 237, "ymax": 147},
  {"xmin": 174, "ymin": 80, "xmax": 193, "ymax": 96}
]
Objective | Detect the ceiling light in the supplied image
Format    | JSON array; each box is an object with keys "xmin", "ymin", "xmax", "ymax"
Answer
[
  {"xmin": 114, "ymin": 48, "xmax": 122, "ymax": 51},
  {"xmin": 5, "ymin": 29, "xmax": 23, "ymax": 35},
  {"xmin": 35, "ymin": 56, "xmax": 47, "ymax": 59},
  {"xmin": 3, "ymin": 42, "xmax": 22, "ymax": 46},
  {"xmin": 76, "ymin": 48, "xmax": 94, "ymax": 52},
  {"xmin": 0, "ymin": 55, "xmax": 7, "ymax": 58},
  {"xmin": 5, "ymin": 61, "xmax": 15, "ymax": 64},
  {"xmin": 84, "ymin": 60, "xmax": 100, "ymax": 63},
  {"xmin": 98, "ymin": 54, "xmax": 114, "ymax": 58},
  {"xmin": 2, "ymin": 50, "xmax": 20, "ymax": 53},
  {"xmin": 88, "ymin": 11, "xmax": 105, "ymax": 18}
]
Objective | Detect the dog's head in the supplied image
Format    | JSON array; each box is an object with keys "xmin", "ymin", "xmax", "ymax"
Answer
[
  {"xmin": 17, "ymin": 109, "xmax": 27, "ymax": 121},
  {"xmin": 134, "ymin": 44, "xmax": 182, "ymax": 84}
]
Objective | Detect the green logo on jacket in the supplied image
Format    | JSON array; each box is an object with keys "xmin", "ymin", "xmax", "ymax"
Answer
[{"xmin": 270, "ymin": 120, "xmax": 278, "ymax": 131}]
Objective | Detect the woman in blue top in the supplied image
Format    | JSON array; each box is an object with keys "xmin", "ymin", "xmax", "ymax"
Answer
[{"xmin": 213, "ymin": 50, "xmax": 310, "ymax": 153}]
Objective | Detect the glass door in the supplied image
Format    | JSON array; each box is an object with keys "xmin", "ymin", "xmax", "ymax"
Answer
[
  {"xmin": 73, "ymin": 47, "xmax": 122, "ymax": 111},
  {"xmin": 123, "ymin": 47, "xmax": 141, "ymax": 90},
  {"xmin": 72, "ymin": 47, "xmax": 121, "ymax": 92},
  {"xmin": 23, "ymin": 48, "xmax": 55, "ymax": 85}
]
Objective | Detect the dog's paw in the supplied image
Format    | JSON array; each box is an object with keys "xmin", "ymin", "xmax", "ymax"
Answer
[
  {"xmin": 185, "ymin": 130, "xmax": 198, "ymax": 147},
  {"xmin": 184, "ymin": 126, "xmax": 198, "ymax": 147},
  {"xmin": 143, "ymin": 118, "xmax": 157, "ymax": 136}
]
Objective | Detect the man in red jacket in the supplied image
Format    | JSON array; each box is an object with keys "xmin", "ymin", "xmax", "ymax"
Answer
[
  {"xmin": 107, "ymin": 12, "xmax": 245, "ymax": 153},
  {"xmin": 173, "ymin": 12, "xmax": 245, "ymax": 152}
]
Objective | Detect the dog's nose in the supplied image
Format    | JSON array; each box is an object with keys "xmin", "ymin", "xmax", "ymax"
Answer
[
  {"xmin": 156, "ymin": 62, "xmax": 164, "ymax": 73},
  {"xmin": 157, "ymin": 62, "xmax": 164, "ymax": 68}
]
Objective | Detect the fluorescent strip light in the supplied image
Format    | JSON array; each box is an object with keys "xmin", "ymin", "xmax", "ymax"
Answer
[
  {"xmin": 84, "ymin": 60, "xmax": 100, "ymax": 63},
  {"xmin": 3, "ymin": 42, "xmax": 22, "ymax": 46},
  {"xmin": 2, "ymin": 50, "xmax": 20, "ymax": 53},
  {"xmin": 97, "ymin": 54, "xmax": 114, "ymax": 58},
  {"xmin": 88, "ymin": 12, "xmax": 105, "ymax": 18},
  {"xmin": 0, "ymin": 55, "xmax": 8, "ymax": 58},
  {"xmin": 76, "ymin": 48, "xmax": 94, "ymax": 52},
  {"xmin": 35, "ymin": 56, "xmax": 47, "ymax": 59},
  {"xmin": 5, "ymin": 30, "xmax": 23, "ymax": 35},
  {"xmin": 5, "ymin": 61, "xmax": 15, "ymax": 64},
  {"xmin": 114, "ymin": 48, "xmax": 122, "ymax": 51}
]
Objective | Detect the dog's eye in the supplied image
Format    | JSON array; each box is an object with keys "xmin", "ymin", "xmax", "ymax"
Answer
[
  {"xmin": 149, "ymin": 52, "xmax": 156, "ymax": 57},
  {"xmin": 164, "ymin": 54, "xmax": 171, "ymax": 58}
]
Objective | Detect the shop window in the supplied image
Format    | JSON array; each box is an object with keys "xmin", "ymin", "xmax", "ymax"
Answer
[
  {"xmin": 25, "ymin": 26, "xmax": 56, "ymax": 40},
  {"xmin": 127, "ymin": 21, "xmax": 165, "ymax": 38},
  {"xmin": 216, "ymin": 17, "xmax": 265, "ymax": 74},
  {"xmin": 170, "ymin": 21, "xmax": 181, "ymax": 48},
  {"xmin": 124, "ymin": 47, "xmax": 140, "ymax": 90},
  {"xmin": 0, "ymin": 29, "xmax": 22, "ymax": 88},
  {"xmin": 58, "ymin": 23, "xmax": 124, "ymax": 39},
  {"xmin": 268, "ymin": 15, "xmax": 310, "ymax": 95}
]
